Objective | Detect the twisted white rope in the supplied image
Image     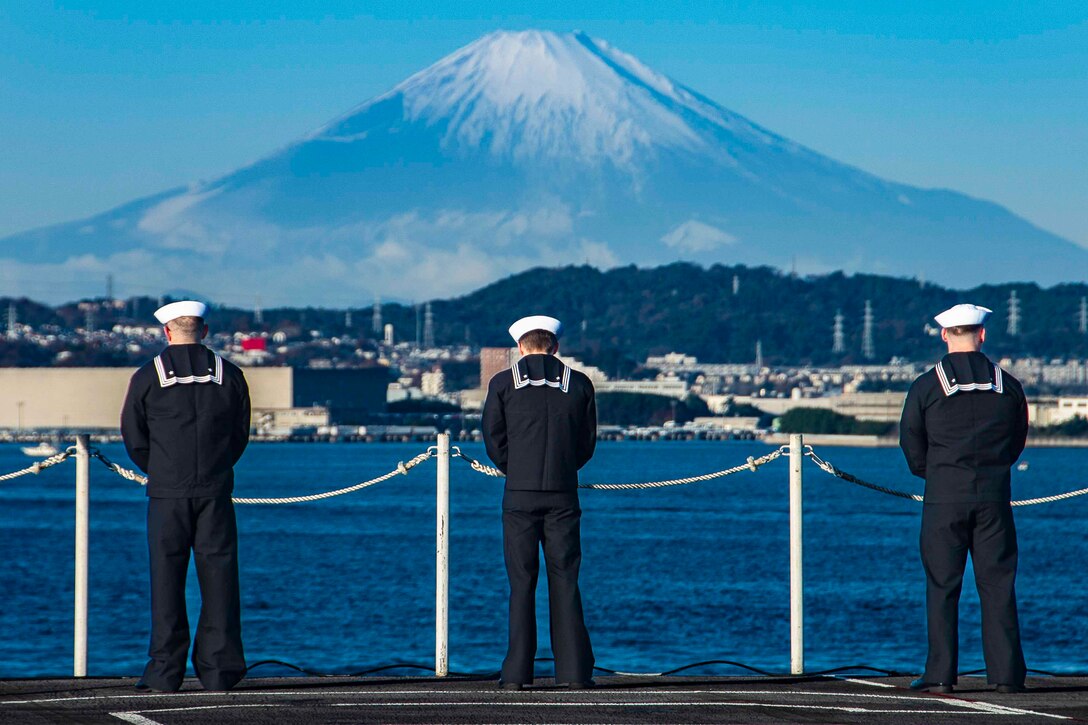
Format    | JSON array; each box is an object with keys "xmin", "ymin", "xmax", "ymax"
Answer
[
  {"xmin": 91, "ymin": 450, "xmax": 149, "ymax": 485},
  {"xmin": 1010, "ymin": 488, "xmax": 1088, "ymax": 507},
  {"xmin": 0, "ymin": 448, "xmax": 74, "ymax": 481},
  {"xmin": 95, "ymin": 449, "xmax": 435, "ymax": 505},
  {"xmin": 454, "ymin": 447, "xmax": 788, "ymax": 490},
  {"xmin": 804, "ymin": 445, "xmax": 1088, "ymax": 507}
]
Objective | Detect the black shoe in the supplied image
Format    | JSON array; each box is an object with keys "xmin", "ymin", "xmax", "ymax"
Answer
[
  {"xmin": 996, "ymin": 684, "xmax": 1026, "ymax": 694},
  {"xmin": 568, "ymin": 680, "xmax": 595, "ymax": 690},
  {"xmin": 499, "ymin": 681, "xmax": 524, "ymax": 691},
  {"xmin": 909, "ymin": 678, "xmax": 952, "ymax": 694}
]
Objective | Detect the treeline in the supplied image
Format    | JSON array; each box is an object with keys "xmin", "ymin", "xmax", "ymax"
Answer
[
  {"xmin": 595, "ymin": 393, "xmax": 710, "ymax": 427},
  {"xmin": 776, "ymin": 408, "xmax": 895, "ymax": 437}
]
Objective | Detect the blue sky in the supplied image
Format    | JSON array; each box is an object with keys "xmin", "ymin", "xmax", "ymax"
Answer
[{"xmin": 1, "ymin": 1, "xmax": 1085, "ymax": 245}]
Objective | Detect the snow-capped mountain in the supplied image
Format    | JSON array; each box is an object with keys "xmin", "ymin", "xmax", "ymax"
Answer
[{"xmin": 4, "ymin": 30, "xmax": 1083, "ymax": 305}]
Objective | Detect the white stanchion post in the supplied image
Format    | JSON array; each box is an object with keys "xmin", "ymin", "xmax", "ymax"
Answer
[
  {"xmin": 789, "ymin": 433, "xmax": 804, "ymax": 675},
  {"xmin": 435, "ymin": 433, "xmax": 450, "ymax": 677},
  {"xmin": 74, "ymin": 434, "xmax": 90, "ymax": 677}
]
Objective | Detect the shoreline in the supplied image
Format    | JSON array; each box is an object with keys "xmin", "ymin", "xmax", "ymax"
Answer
[{"xmin": 4, "ymin": 433, "xmax": 1088, "ymax": 447}]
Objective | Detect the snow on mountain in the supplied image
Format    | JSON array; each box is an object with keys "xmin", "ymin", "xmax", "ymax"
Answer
[{"xmin": 2, "ymin": 29, "xmax": 1083, "ymax": 306}]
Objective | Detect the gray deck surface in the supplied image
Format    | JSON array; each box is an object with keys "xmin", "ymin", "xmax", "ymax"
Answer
[{"xmin": 3, "ymin": 675, "xmax": 1087, "ymax": 724}]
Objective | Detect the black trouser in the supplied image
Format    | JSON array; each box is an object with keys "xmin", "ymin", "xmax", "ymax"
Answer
[
  {"xmin": 144, "ymin": 495, "xmax": 245, "ymax": 691},
  {"xmin": 501, "ymin": 490, "xmax": 594, "ymax": 685},
  {"xmin": 920, "ymin": 501, "xmax": 1026, "ymax": 685}
]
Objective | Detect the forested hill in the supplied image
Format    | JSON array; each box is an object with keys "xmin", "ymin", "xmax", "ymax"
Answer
[
  {"xmin": 6, "ymin": 263, "xmax": 1088, "ymax": 373},
  {"xmin": 408, "ymin": 263, "xmax": 1088, "ymax": 371}
]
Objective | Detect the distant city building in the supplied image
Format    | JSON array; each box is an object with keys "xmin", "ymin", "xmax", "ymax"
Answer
[
  {"xmin": 479, "ymin": 346, "xmax": 517, "ymax": 388},
  {"xmin": 421, "ymin": 369, "xmax": 445, "ymax": 397},
  {"xmin": 690, "ymin": 416, "xmax": 761, "ymax": 432},
  {"xmin": 387, "ymin": 380, "xmax": 424, "ymax": 403},
  {"xmin": 646, "ymin": 352, "xmax": 698, "ymax": 368},
  {"xmin": 595, "ymin": 378, "xmax": 688, "ymax": 399},
  {"xmin": 736, "ymin": 391, "xmax": 907, "ymax": 423},
  {"xmin": 556, "ymin": 354, "xmax": 608, "ymax": 383},
  {"xmin": 383, "ymin": 323, "xmax": 394, "ymax": 346},
  {"xmin": 0, "ymin": 366, "xmax": 389, "ymax": 429},
  {"xmin": 1050, "ymin": 397, "xmax": 1088, "ymax": 425},
  {"xmin": 253, "ymin": 406, "xmax": 329, "ymax": 436}
]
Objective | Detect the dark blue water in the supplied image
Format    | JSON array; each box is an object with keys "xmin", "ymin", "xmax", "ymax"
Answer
[{"xmin": 1, "ymin": 441, "xmax": 1085, "ymax": 679}]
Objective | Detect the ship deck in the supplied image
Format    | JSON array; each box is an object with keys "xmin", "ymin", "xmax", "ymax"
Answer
[{"xmin": 3, "ymin": 674, "xmax": 1088, "ymax": 724}]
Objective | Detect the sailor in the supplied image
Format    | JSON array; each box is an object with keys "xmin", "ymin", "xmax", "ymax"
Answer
[
  {"xmin": 900, "ymin": 303, "xmax": 1028, "ymax": 694},
  {"xmin": 482, "ymin": 315, "xmax": 597, "ymax": 690},
  {"xmin": 121, "ymin": 301, "xmax": 251, "ymax": 692}
]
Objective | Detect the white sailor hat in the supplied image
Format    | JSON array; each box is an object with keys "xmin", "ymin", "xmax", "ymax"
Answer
[
  {"xmin": 934, "ymin": 303, "xmax": 992, "ymax": 328},
  {"xmin": 154, "ymin": 300, "xmax": 208, "ymax": 325},
  {"xmin": 508, "ymin": 315, "xmax": 563, "ymax": 343}
]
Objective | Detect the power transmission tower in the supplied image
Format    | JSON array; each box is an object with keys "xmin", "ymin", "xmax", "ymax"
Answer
[
  {"xmin": 254, "ymin": 296, "xmax": 263, "ymax": 325},
  {"xmin": 345, "ymin": 310, "xmax": 353, "ymax": 328},
  {"xmin": 755, "ymin": 339, "xmax": 763, "ymax": 370},
  {"xmin": 1007, "ymin": 290, "xmax": 1020, "ymax": 336},
  {"xmin": 6, "ymin": 302, "xmax": 16, "ymax": 339},
  {"xmin": 861, "ymin": 300, "xmax": 875, "ymax": 360},
  {"xmin": 732, "ymin": 274, "xmax": 740, "ymax": 296},
  {"xmin": 832, "ymin": 309, "xmax": 845, "ymax": 354},
  {"xmin": 106, "ymin": 274, "xmax": 114, "ymax": 301},
  {"xmin": 372, "ymin": 297, "xmax": 382, "ymax": 335},
  {"xmin": 423, "ymin": 302, "xmax": 435, "ymax": 348},
  {"xmin": 1079, "ymin": 297, "xmax": 1087, "ymax": 335},
  {"xmin": 414, "ymin": 303, "xmax": 422, "ymax": 348}
]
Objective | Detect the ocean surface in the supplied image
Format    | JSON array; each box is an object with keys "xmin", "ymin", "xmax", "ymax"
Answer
[{"xmin": 1, "ymin": 440, "xmax": 1086, "ymax": 680}]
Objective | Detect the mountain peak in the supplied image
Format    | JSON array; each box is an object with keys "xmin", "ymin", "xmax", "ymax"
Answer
[{"xmin": 315, "ymin": 29, "xmax": 729, "ymax": 167}]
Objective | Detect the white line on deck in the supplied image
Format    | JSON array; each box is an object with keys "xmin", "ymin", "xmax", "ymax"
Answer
[
  {"xmin": 326, "ymin": 701, "xmax": 1028, "ymax": 714},
  {"xmin": 943, "ymin": 698, "xmax": 1071, "ymax": 720},
  {"xmin": 839, "ymin": 677, "xmax": 897, "ymax": 688},
  {"xmin": 110, "ymin": 714, "xmax": 163, "ymax": 725}
]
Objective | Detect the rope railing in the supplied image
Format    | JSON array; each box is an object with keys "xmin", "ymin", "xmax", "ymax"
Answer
[
  {"xmin": 803, "ymin": 444, "xmax": 1088, "ymax": 507},
  {"xmin": 452, "ymin": 445, "xmax": 789, "ymax": 490},
  {"xmin": 87, "ymin": 448, "xmax": 436, "ymax": 504},
  {"xmin": 0, "ymin": 447, "xmax": 75, "ymax": 482},
  {"xmin": 90, "ymin": 449, "xmax": 148, "ymax": 485},
  {"xmin": 803, "ymin": 446, "xmax": 924, "ymax": 502},
  {"xmin": 8, "ymin": 440, "xmax": 1088, "ymax": 507},
  {"xmin": 230, "ymin": 449, "xmax": 434, "ymax": 504}
]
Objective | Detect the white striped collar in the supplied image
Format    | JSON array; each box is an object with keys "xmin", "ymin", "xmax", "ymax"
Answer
[
  {"xmin": 154, "ymin": 350, "xmax": 224, "ymax": 388},
  {"xmin": 511, "ymin": 359, "xmax": 571, "ymax": 393},
  {"xmin": 935, "ymin": 358, "xmax": 1004, "ymax": 397}
]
